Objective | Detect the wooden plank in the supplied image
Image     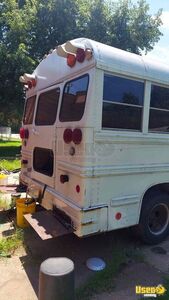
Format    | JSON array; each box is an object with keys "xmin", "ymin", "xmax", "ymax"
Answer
[{"xmin": 24, "ymin": 210, "xmax": 73, "ymax": 240}]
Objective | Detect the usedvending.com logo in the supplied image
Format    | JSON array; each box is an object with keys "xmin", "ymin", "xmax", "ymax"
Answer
[{"xmin": 135, "ymin": 284, "xmax": 166, "ymax": 298}]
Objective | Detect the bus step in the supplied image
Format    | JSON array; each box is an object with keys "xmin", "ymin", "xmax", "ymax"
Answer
[{"xmin": 24, "ymin": 210, "xmax": 73, "ymax": 240}]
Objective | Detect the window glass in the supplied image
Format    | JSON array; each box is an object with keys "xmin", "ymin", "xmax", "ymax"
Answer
[
  {"xmin": 35, "ymin": 88, "xmax": 60, "ymax": 125},
  {"xmin": 33, "ymin": 147, "xmax": 53, "ymax": 176},
  {"xmin": 23, "ymin": 96, "xmax": 36, "ymax": 125},
  {"xmin": 102, "ymin": 75, "xmax": 144, "ymax": 130},
  {"xmin": 103, "ymin": 75, "xmax": 144, "ymax": 105},
  {"xmin": 59, "ymin": 74, "xmax": 89, "ymax": 122},
  {"xmin": 102, "ymin": 103, "xmax": 142, "ymax": 130},
  {"xmin": 149, "ymin": 85, "xmax": 169, "ymax": 133}
]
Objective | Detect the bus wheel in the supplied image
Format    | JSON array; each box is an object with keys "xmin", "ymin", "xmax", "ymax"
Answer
[{"xmin": 139, "ymin": 193, "xmax": 169, "ymax": 244}]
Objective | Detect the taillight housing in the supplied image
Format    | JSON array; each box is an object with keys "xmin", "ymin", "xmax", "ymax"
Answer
[
  {"xmin": 63, "ymin": 128, "xmax": 82, "ymax": 145},
  {"xmin": 63, "ymin": 128, "xmax": 73, "ymax": 144},
  {"xmin": 72, "ymin": 128, "xmax": 82, "ymax": 144}
]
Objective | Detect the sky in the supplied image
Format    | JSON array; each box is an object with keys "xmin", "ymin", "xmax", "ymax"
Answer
[{"xmin": 142, "ymin": 0, "xmax": 169, "ymax": 64}]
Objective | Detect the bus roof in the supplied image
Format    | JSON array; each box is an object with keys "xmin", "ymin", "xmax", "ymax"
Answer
[{"xmin": 25, "ymin": 38, "xmax": 169, "ymax": 95}]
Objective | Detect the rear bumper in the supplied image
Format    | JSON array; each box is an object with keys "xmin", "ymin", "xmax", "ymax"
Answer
[{"xmin": 27, "ymin": 179, "xmax": 108, "ymax": 237}]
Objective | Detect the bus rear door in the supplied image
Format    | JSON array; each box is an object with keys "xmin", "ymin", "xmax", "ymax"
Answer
[{"xmin": 30, "ymin": 86, "xmax": 60, "ymax": 188}]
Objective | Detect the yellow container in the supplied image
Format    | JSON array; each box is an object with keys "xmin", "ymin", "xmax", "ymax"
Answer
[
  {"xmin": 0, "ymin": 174, "xmax": 8, "ymax": 186},
  {"xmin": 16, "ymin": 198, "xmax": 36, "ymax": 228}
]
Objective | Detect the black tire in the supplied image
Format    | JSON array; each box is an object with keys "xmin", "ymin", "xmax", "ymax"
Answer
[{"xmin": 138, "ymin": 192, "xmax": 169, "ymax": 245}]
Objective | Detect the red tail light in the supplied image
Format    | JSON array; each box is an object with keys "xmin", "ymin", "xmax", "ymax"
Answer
[
  {"xmin": 20, "ymin": 127, "xmax": 25, "ymax": 139},
  {"xmin": 76, "ymin": 48, "xmax": 85, "ymax": 63},
  {"xmin": 72, "ymin": 128, "xmax": 82, "ymax": 144},
  {"xmin": 19, "ymin": 127, "xmax": 29, "ymax": 139},
  {"xmin": 67, "ymin": 54, "xmax": 76, "ymax": 67},
  {"xmin": 63, "ymin": 128, "xmax": 73, "ymax": 144}
]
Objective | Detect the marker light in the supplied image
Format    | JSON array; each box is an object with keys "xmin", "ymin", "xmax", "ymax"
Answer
[
  {"xmin": 67, "ymin": 54, "xmax": 76, "ymax": 67},
  {"xmin": 76, "ymin": 48, "xmax": 85, "ymax": 63},
  {"xmin": 19, "ymin": 73, "xmax": 37, "ymax": 89},
  {"xmin": 72, "ymin": 128, "xmax": 82, "ymax": 145},
  {"xmin": 76, "ymin": 185, "xmax": 80, "ymax": 193},
  {"xmin": 115, "ymin": 212, "xmax": 122, "ymax": 220},
  {"xmin": 85, "ymin": 48, "xmax": 93, "ymax": 60},
  {"xmin": 63, "ymin": 128, "xmax": 73, "ymax": 144}
]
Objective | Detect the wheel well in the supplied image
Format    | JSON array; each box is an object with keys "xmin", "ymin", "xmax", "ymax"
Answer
[{"xmin": 140, "ymin": 183, "xmax": 169, "ymax": 219}]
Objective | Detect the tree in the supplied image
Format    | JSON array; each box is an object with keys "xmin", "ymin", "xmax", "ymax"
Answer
[
  {"xmin": 107, "ymin": 0, "xmax": 162, "ymax": 54},
  {"xmin": 0, "ymin": 0, "xmax": 36, "ymax": 130}
]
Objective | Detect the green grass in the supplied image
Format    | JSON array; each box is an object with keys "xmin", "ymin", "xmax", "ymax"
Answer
[
  {"xmin": 0, "ymin": 159, "xmax": 21, "ymax": 172},
  {"xmin": 0, "ymin": 228, "xmax": 24, "ymax": 257},
  {"xmin": 0, "ymin": 140, "xmax": 21, "ymax": 157}
]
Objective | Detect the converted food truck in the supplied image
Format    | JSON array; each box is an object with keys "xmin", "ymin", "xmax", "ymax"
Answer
[{"xmin": 19, "ymin": 38, "xmax": 169, "ymax": 244}]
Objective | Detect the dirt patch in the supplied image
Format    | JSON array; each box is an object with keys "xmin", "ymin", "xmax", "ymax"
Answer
[{"xmin": 0, "ymin": 215, "xmax": 168, "ymax": 300}]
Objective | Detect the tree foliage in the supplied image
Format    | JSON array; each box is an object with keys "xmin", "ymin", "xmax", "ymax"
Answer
[{"xmin": 0, "ymin": 0, "xmax": 163, "ymax": 131}]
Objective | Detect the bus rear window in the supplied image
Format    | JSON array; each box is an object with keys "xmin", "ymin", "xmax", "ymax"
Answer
[
  {"xmin": 59, "ymin": 74, "xmax": 89, "ymax": 122},
  {"xmin": 23, "ymin": 95, "xmax": 36, "ymax": 125},
  {"xmin": 35, "ymin": 88, "xmax": 60, "ymax": 126}
]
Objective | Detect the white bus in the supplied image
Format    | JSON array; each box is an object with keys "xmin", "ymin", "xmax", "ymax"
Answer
[{"xmin": 19, "ymin": 38, "xmax": 169, "ymax": 244}]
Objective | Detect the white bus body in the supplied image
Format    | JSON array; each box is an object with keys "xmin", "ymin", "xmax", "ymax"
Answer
[{"xmin": 19, "ymin": 38, "xmax": 169, "ymax": 243}]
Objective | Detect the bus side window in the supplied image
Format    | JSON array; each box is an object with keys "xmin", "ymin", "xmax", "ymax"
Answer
[
  {"xmin": 102, "ymin": 74, "xmax": 144, "ymax": 131},
  {"xmin": 149, "ymin": 85, "xmax": 169, "ymax": 133}
]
